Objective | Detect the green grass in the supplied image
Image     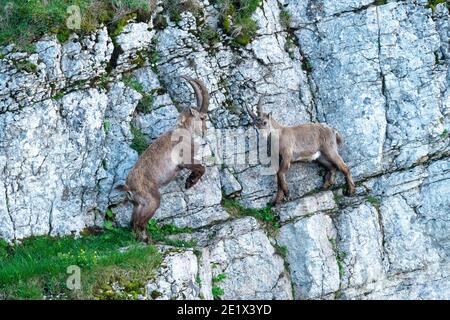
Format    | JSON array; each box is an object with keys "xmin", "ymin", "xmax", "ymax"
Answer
[
  {"xmin": 329, "ymin": 238, "xmax": 345, "ymax": 279},
  {"xmin": 301, "ymin": 57, "xmax": 313, "ymax": 73},
  {"xmin": 274, "ymin": 244, "xmax": 288, "ymax": 259},
  {"xmin": 123, "ymin": 74, "xmax": 154, "ymax": 113},
  {"xmin": 213, "ymin": 0, "xmax": 261, "ymax": 46},
  {"xmin": 440, "ymin": 129, "xmax": 449, "ymax": 140},
  {"xmin": 0, "ymin": 228, "xmax": 161, "ymax": 299},
  {"xmin": 52, "ymin": 91, "xmax": 65, "ymax": 100},
  {"xmin": 123, "ymin": 74, "xmax": 144, "ymax": 93},
  {"xmin": 212, "ymin": 273, "xmax": 226, "ymax": 299},
  {"xmin": 163, "ymin": 0, "xmax": 202, "ymax": 24},
  {"xmin": 212, "ymin": 286, "xmax": 224, "ymax": 299},
  {"xmin": 147, "ymin": 219, "xmax": 197, "ymax": 248},
  {"xmin": 198, "ymin": 25, "xmax": 220, "ymax": 47},
  {"xmin": 0, "ymin": 0, "xmax": 153, "ymax": 49},
  {"xmin": 103, "ymin": 119, "xmax": 111, "ymax": 133},
  {"xmin": 427, "ymin": 0, "xmax": 449, "ymax": 11},
  {"xmin": 279, "ymin": 9, "xmax": 291, "ymax": 29},
  {"xmin": 374, "ymin": 0, "xmax": 388, "ymax": 5},
  {"xmin": 366, "ymin": 195, "xmax": 380, "ymax": 207},
  {"xmin": 222, "ymin": 198, "xmax": 280, "ymax": 229},
  {"xmin": 137, "ymin": 94, "xmax": 154, "ymax": 113},
  {"xmin": 13, "ymin": 59, "xmax": 38, "ymax": 73},
  {"xmin": 130, "ymin": 125, "xmax": 148, "ymax": 155}
]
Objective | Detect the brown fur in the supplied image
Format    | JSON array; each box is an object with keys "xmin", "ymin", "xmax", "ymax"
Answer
[
  {"xmin": 116, "ymin": 77, "xmax": 209, "ymax": 242},
  {"xmin": 248, "ymin": 98, "xmax": 355, "ymax": 204}
]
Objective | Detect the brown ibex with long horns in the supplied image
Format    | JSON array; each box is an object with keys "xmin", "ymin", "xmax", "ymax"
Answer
[
  {"xmin": 247, "ymin": 98, "xmax": 355, "ymax": 205},
  {"xmin": 116, "ymin": 76, "xmax": 209, "ymax": 242}
]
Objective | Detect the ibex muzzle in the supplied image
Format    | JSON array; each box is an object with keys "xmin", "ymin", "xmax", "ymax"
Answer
[
  {"xmin": 248, "ymin": 97, "xmax": 355, "ymax": 205},
  {"xmin": 116, "ymin": 76, "xmax": 210, "ymax": 242}
]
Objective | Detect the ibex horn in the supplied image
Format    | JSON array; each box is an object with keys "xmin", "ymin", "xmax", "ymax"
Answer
[
  {"xmin": 181, "ymin": 76, "xmax": 209, "ymax": 114},
  {"xmin": 193, "ymin": 79, "xmax": 209, "ymax": 114},
  {"xmin": 246, "ymin": 103, "xmax": 257, "ymax": 119},
  {"xmin": 256, "ymin": 96, "xmax": 264, "ymax": 116},
  {"xmin": 181, "ymin": 75, "xmax": 203, "ymax": 111}
]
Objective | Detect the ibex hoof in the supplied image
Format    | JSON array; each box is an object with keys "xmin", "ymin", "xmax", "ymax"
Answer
[
  {"xmin": 272, "ymin": 198, "xmax": 285, "ymax": 206},
  {"xmin": 345, "ymin": 186, "xmax": 356, "ymax": 196},
  {"xmin": 185, "ymin": 180, "xmax": 194, "ymax": 189},
  {"xmin": 322, "ymin": 182, "xmax": 332, "ymax": 190}
]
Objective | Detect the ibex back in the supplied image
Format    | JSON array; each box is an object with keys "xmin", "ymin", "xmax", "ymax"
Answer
[
  {"xmin": 116, "ymin": 76, "xmax": 209, "ymax": 242},
  {"xmin": 248, "ymin": 98, "xmax": 355, "ymax": 204}
]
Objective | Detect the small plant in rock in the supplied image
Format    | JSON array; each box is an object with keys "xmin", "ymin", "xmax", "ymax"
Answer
[
  {"xmin": 147, "ymin": 219, "xmax": 196, "ymax": 247},
  {"xmin": 222, "ymin": 198, "xmax": 280, "ymax": 229},
  {"xmin": 122, "ymin": 74, "xmax": 156, "ymax": 114},
  {"xmin": 137, "ymin": 94, "xmax": 155, "ymax": 114},
  {"xmin": 212, "ymin": 286, "xmax": 224, "ymax": 299},
  {"xmin": 103, "ymin": 120, "xmax": 111, "ymax": 133},
  {"xmin": 274, "ymin": 244, "xmax": 288, "ymax": 259},
  {"xmin": 366, "ymin": 195, "xmax": 380, "ymax": 207},
  {"xmin": 163, "ymin": 0, "xmax": 202, "ymax": 23},
  {"xmin": 52, "ymin": 91, "xmax": 65, "ymax": 100},
  {"xmin": 427, "ymin": 0, "xmax": 449, "ymax": 11},
  {"xmin": 279, "ymin": 9, "xmax": 291, "ymax": 29},
  {"xmin": 212, "ymin": 273, "xmax": 226, "ymax": 299},
  {"xmin": 329, "ymin": 238, "xmax": 346, "ymax": 279},
  {"xmin": 198, "ymin": 26, "xmax": 220, "ymax": 47},
  {"xmin": 214, "ymin": 0, "xmax": 261, "ymax": 46},
  {"xmin": 13, "ymin": 60, "xmax": 37, "ymax": 73},
  {"xmin": 440, "ymin": 129, "xmax": 449, "ymax": 140},
  {"xmin": 284, "ymin": 35, "xmax": 297, "ymax": 59},
  {"xmin": 374, "ymin": 0, "xmax": 388, "ymax": 5},
  {"xmin": 130, "ymin": 125, "xmax": 148, "ymax": 155},
  {"xmin": 301, "ymin": 57, "xmax": 313, "ymax": 73},
  {"xmin": 123, "ymin": 74, "xmax": 144, "ymax": 93}
]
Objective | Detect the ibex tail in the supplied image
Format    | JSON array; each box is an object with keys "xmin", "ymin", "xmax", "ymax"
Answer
[{"xmin": 335, "ymin": 130, "xmax": 343, "ymax": 146}]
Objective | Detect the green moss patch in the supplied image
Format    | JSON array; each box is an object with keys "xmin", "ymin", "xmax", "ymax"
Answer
[
  {"xmin": 0, "ymin": 228, "xmax": 161, "ymax": 299},
  {"xmin": 222, "ymin": 198, "xmax": 280, "ymax": 229},
  {"xmin": 0, "ymin": 0, "xmax": 153, "ymax": 49}
]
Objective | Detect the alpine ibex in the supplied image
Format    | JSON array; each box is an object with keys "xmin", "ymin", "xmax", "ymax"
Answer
[
  {"xmin": 247, "ymin": 98, "xmax": 355, "ymax": 205},
  {"xmin": 116, "ymin": 76, "xmax": 209, "ymax": 242}
]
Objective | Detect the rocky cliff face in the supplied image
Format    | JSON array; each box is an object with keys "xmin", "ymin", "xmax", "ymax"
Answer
[{"xmin": 0, "ymin": 0, "xmax": 449, "ymax": 299}]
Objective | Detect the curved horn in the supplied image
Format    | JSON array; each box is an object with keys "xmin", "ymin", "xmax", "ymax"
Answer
[
  {"xmin": 246, "ymin": 104, "xmax": 257, "ymax": 119},
  {"xmin": 181, "ymin": 75, "xmax": 203, "ymax": 110},
  {"xmin": 257, "ymin": 96, "xmax": 264, "ymax": 116},
  {"xmin": 193, "ymin": 79, "xmax": 209, "ymax": 113}
]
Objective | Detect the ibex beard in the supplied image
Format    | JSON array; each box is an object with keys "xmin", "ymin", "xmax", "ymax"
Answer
[
  {"xmin": 248, "ymin": 97, "xmax": 356, "ymax": 205},
  {"xmin": 115, "ymin": 76, "xmax": 209, "ymax": 243}
]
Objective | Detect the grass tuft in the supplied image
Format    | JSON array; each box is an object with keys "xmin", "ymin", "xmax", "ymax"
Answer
[
  {"xmin": 147, "ymin": 219, "xmax": 197, "ymax": 247},
  {"xmin": 366, "ymin": 195, "xmax": 380, "ymax": 207},
  {"xmin": 427, "ymin": 0, "xmax": 449, "ymax": 11},
  {"xmin": 163, "ymin": 0, "xmax": 202, "ymax": 24},
  {"xmin": 0, "ymin": 0, "xmax": 153, "ymax": 49},
  {"xmin": 0, "ymin": 228, "xmax": 161, "ymax": 299},
  {"xmin": 130, "ymin": 124, "xmax": 148, "ymax": 155},
  {"xmin": 213, "ymin": 0, "xmax": 261, "ymax": 46},
  {"xmin": 279, "ymin": 9, "xmax": 291, "ymax": 29},
  {"xmin": 211, "ymin": 273, "xmax": 226, "ymax": 299},
  {"xmin": 222, "ymin": 198, "xmax": 280, "ymax": 229}
]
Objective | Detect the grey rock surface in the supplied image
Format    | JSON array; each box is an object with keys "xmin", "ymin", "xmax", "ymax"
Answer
[{"xmin": 0, "ymin": 0, "xmax": 449, "ymax": 300}]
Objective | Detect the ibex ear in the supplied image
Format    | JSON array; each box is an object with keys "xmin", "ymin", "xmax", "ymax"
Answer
[{"xmin": 188, "ymin": 107, "xmax": 195, "ymax": 116}]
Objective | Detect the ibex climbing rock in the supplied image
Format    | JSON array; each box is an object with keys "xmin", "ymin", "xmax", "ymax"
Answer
[
  {"xmin": 116, "ymin": 76, "xmax": 209, "ymax": 242},
  {"xmin": 247, "ymin": 98, "xmax": 355, "ymax": 205}
]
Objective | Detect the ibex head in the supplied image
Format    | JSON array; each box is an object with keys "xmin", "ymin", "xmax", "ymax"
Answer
[
  {"xmin": 247, "ymin": 97, "xmax": 274, "ymax": 133},
  {"xmin": 177, "ymin": 76, "xmax": 210, "ymax": 134}
]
